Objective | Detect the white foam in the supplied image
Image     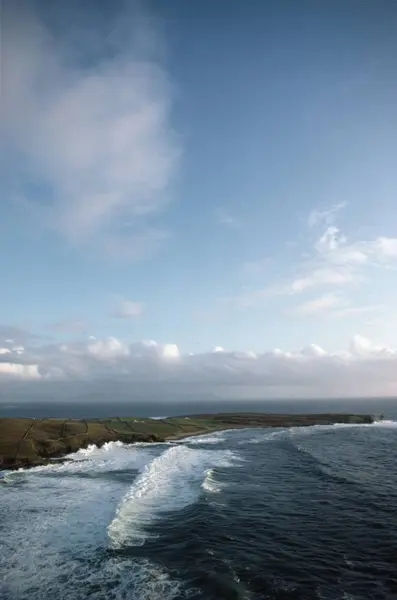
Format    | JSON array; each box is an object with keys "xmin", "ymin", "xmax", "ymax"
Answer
[
  {"xmin": 8, "ymin": 440, "xmax": 157, "ymax": 478},
  {"xmin": 202, "ymin": 467, "xmax": 224, "ymax": 493},
  {"xmin": 68, "ymin": 440, "xmax": 126, "ymax": 459},
  {"xmin": 181, "ymin": 429, "xmax": 239, "ymax": 444},
  {"xmin": 108, "ymin": 445, "xmax": 238, "ymax": 547},
  {"xmin": 372, "ymin": 419, "xmax": 397, "ymax": 427},
  {"xmin": 2, "ymin": 544, "xmax": 181, "ymax": 600},
  {"xmin": 96, "ymin": 557, "xmax": 182, "ymax": 600},
  {"xmin": 184, "ymin": 433, "xmax": 226, "ymax": 444},
  {"xmin": 1, "ymin": 442, "xmax": 189, "ymax": 600}
]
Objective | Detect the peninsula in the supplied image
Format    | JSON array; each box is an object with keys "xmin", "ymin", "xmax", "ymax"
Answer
[{"xmin": 0, "ymin": 412, "xmax": 376, "ymax": 470}]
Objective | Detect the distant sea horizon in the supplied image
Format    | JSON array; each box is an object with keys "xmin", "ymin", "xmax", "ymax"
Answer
[{"xmin": 1, "ymin": 396, "xmax": 396, "ymax": 419}]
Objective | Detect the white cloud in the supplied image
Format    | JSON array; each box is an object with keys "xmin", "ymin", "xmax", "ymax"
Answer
[
  {"xmin": 0, "ymin": 362, "xmax": 40, "ymax": 379},
  {"xmin": 300, "ymin": 344, "xmax": 328, "ymax": 357},
  {"xmin": 0, "ymin": 344, "xmax": 39, "ymax": 379},
  {"xmin": 1, "ymin": 1, "xmax": 180, "ymax": 258},
  {"xmin": 313, "ymin": 224, "xmax": 397, "ymax": 271},
  {"xmin": 2, "ymin": 333, "xmax": 397, "ymax": 398},
  {"xmin": 348, "ymin": 334, "xmax": 397, "ymax": 358},
  {"xmin": 87, "ymin": 337, "xmax": 130, "ymax": 360},
  {"xmin": 161, "ymin": 344, "xmax": 180, "ymax": 360},
  {"xmin": 290, "ymin": 267, "xmax": 356, "ymax": 293},
  {"xmin": 111, "ymin": 298, "xmax": 144, "ymax": 318}
]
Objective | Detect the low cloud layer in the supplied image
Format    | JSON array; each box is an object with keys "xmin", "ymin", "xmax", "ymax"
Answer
[{"xmin": 1, "ymin": 333, "xmax": 397, "ymax": 399}]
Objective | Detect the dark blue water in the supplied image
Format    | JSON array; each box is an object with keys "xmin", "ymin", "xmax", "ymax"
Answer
[
  {"xmin": 0, "ymin": 397, "xmax": 394, "ymax": 418},
  {"xmin": 1, "ymin": 409, "xmax": 397, "ymax": 599}
]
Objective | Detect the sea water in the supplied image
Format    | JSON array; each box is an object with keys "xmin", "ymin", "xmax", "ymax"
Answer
[{"xmin": 1, "ymin": 407, "xmax": 397, "ymax": 599}]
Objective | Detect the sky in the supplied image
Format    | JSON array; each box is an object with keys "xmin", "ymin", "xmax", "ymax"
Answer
[{"xmin": 1, "ymin": 0, "xmax": 397, "ymax": 399}]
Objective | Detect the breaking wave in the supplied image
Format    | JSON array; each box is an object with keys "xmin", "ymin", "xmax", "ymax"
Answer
[
  {"xmin": 5, "ymin": 441, "xmax": 157, "ymax": 481},
  {"xmin": 108, "ymin": 444, "xmax": 238, "ymax": 548}
]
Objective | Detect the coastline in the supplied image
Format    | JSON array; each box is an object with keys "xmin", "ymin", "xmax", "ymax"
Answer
[{"xmin": 0, "ymin": 412, "xmax": 376, "ymax": 471}]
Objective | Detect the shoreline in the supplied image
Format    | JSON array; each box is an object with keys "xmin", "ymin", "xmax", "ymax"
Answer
[{"xmin": 0, "ymin": 412, "xmax": 377, "ymax": 471}]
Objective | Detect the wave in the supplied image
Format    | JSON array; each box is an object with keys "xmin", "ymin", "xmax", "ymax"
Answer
[
  {"xmin": 183, "ymin": 432, "xmax": 226, "ymax": 445},
  {"xmin": 5, "ymin": 441, "xmax": 157, "ymax": 481},
  {"xmin": 68, "ymin": 440, "xmax": 127, "ymax": 458},
  {"xmin": 246, "ymin": 419, "xmax": 397, "ymax": 445},
  {"xmin": 202, "ymin": 467, "xmax": 225, "ymax": 493},
  {"xmin": 108, "ymin": 444, "xmax": 238, "ymax": 548}
]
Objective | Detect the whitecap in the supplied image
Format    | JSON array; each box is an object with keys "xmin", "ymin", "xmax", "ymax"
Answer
[
  {"xmin": 7, "ymin": 440, "xmax": 157, "ymax": 480},
  {"xmin": 372, "ymin": 419, "xmax": 397, "ymax": 427},
  {"xmin": 184, "ymin": 433, "xmax": 226, "ymax": 445}
]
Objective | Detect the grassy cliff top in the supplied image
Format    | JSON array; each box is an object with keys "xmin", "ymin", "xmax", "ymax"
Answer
[{"xmin": 0, "ymin": 412, "xmax": 375, "ymax": 470}]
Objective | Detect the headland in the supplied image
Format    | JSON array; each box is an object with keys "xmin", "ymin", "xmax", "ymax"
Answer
[{"xmin": 0, "ymin": 412, "xmax": 376, "ymax": 470}]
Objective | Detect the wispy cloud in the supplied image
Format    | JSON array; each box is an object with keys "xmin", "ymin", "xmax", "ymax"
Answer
[
  {"xmin": 228, "ymin": 203, "xmax": 397, "ymax": 309},
  {"xmin": 110, "ymin": 298, "xmax": 144, "ymax": 318},
  {"xmin": 1, "ymin": 1, "xmax": 180, "ymax": 258},
  {"xmin": 289, "ymin": 267, "xmax": 357, "ymax": 293},
  {"xmin": 307, "ymin": 201, "xmax": 347, "ymax": 228},
  {"xmin": 290, "ymin": 293, "xmax": 342, "ymax": 316},
  {"xmin": 288, "ymin": 294, "xmax": 382, "ymax": 319}
]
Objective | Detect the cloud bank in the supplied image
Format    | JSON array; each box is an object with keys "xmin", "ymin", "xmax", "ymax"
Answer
[{"xmin": 1, "ymin": 333, "xmax": 397, "ymax": 399}]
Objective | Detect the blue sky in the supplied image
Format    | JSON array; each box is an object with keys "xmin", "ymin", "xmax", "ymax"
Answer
[{"xmin": 2, "ymin": 0, "xmax": 397, "ymax": 396}]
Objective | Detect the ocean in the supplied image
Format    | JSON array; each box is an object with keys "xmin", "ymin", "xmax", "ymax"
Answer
[
  {"xmin": 1, "ymin": 399, "xmax": 397, "ymax": 599},
  {"xmin": 0, "ymin": 397, "xmax": 396, "ymax": 419}
]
